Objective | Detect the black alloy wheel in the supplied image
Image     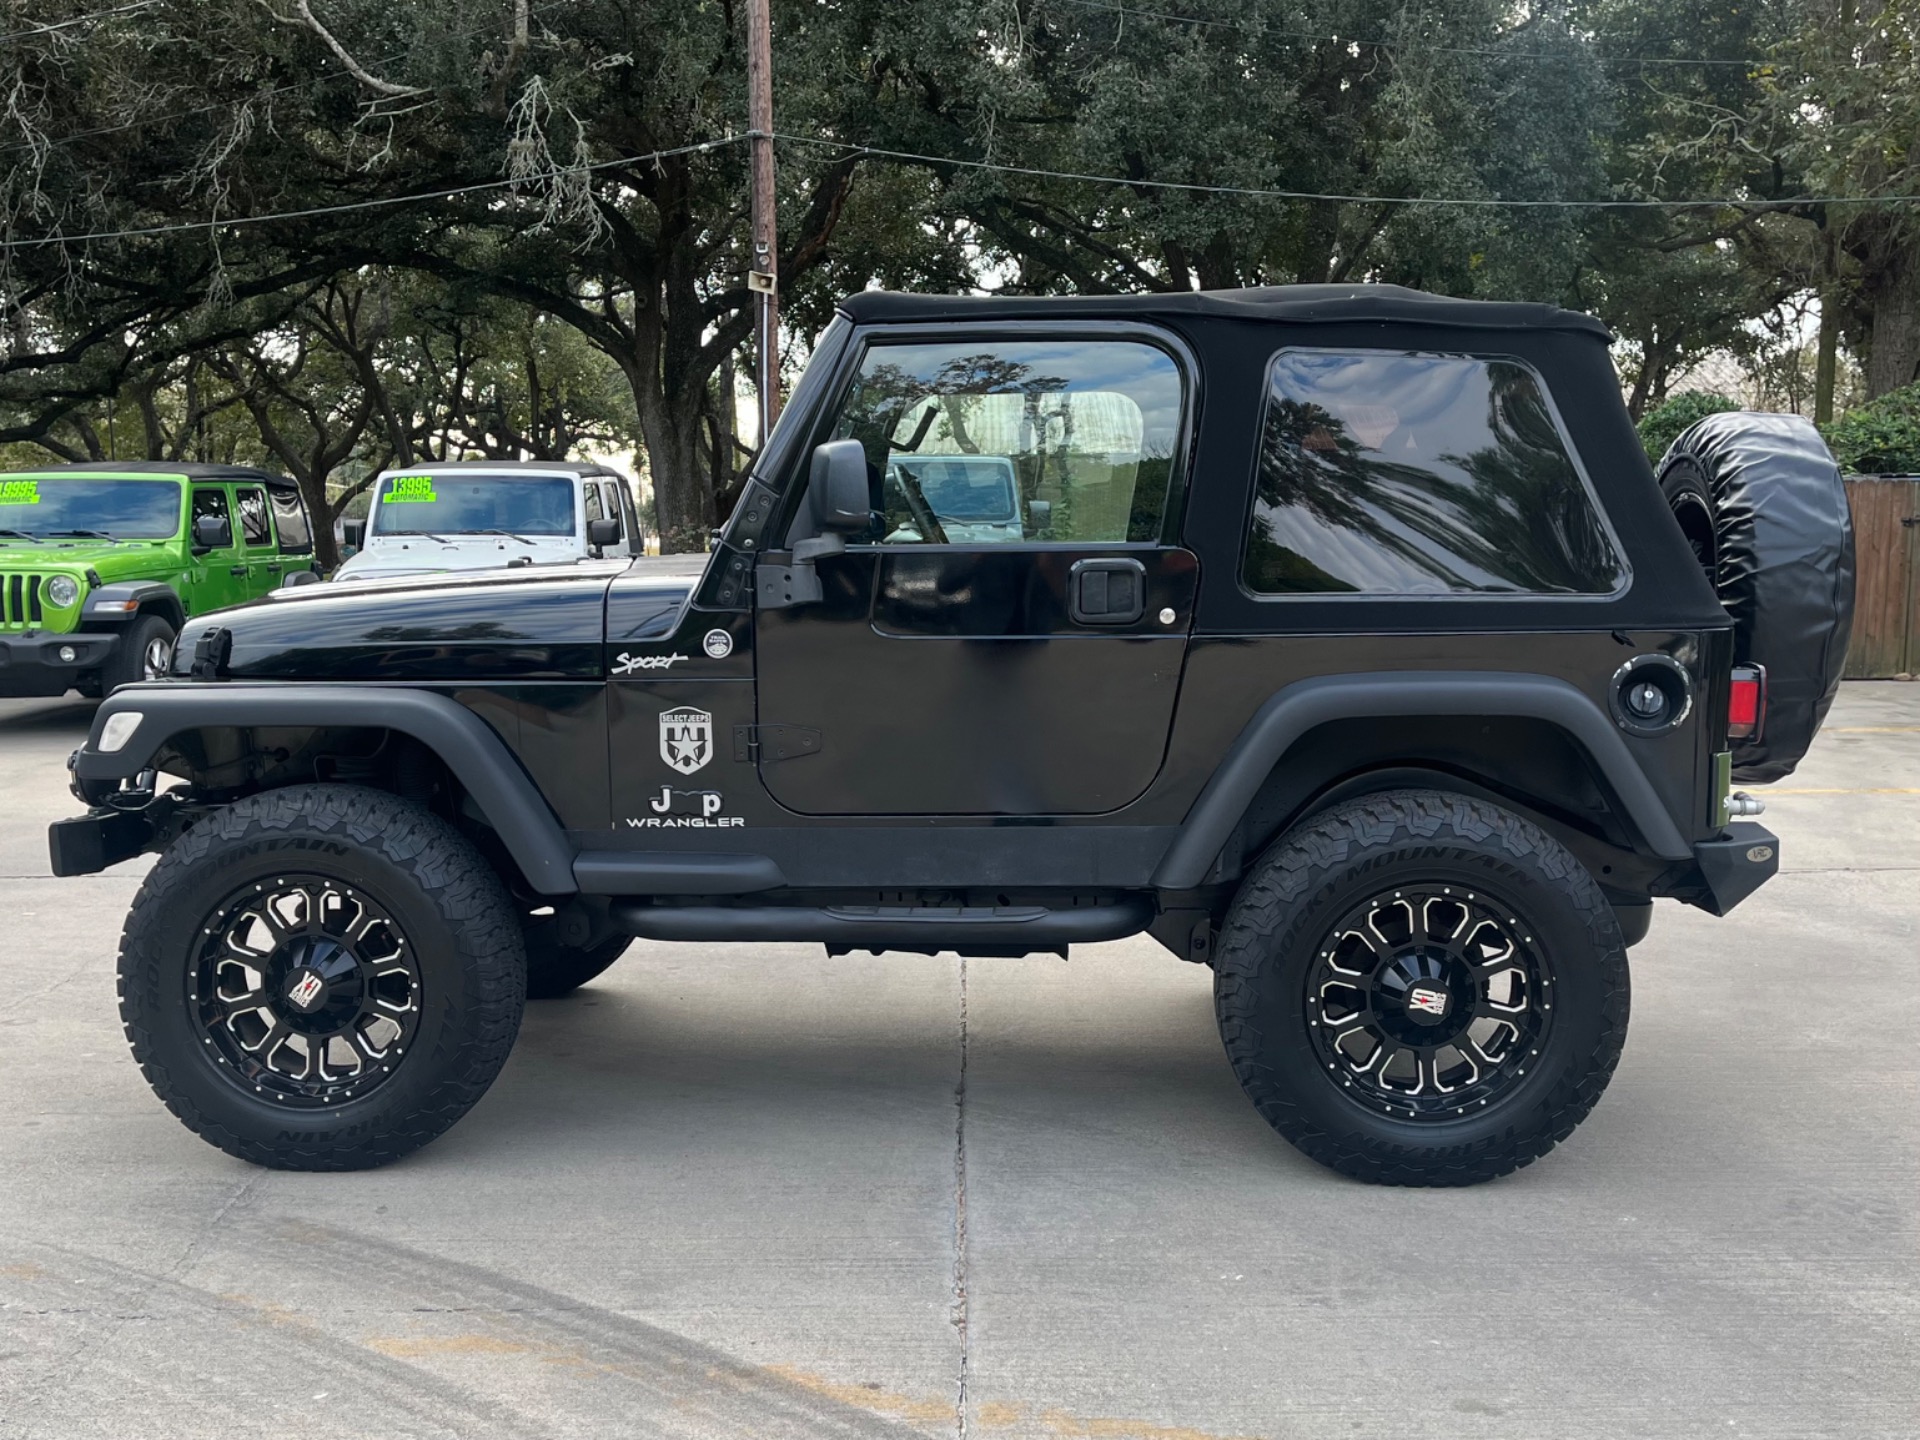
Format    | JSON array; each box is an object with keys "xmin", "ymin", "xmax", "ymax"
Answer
[
  {"xmin": 1305, "ymin": 886, "xmax": 1549, "ymax": 1120},
  {"xmin": 1214, "ymin": 789, "xmax": 1629, "ymax": 1187},
  {"xmin": 119, "ymin": 784, "xmax": 526, "ymax": 1170},
  {"xmin": 193, "ymin": 875, "xmax": 423, "ymax": 1106}
]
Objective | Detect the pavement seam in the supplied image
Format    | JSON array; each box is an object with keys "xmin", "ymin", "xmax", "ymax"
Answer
[{"xmin": 951, "ymin": 954, "xmax": 970, "ymax": 1440}]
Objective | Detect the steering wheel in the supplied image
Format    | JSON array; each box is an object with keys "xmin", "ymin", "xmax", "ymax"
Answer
[{"xmin": 893, "ymin": 466, "xmax": 950, "ymax": 546}]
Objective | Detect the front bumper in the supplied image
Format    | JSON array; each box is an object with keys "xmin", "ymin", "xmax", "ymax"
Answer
[
  {"xmin": 0, "ymin": 630, "xmax": 122, "ymax": 696},
  {"xmin": 1688, "ymin": 822, "xmax": 1780, "ymax": 916}
]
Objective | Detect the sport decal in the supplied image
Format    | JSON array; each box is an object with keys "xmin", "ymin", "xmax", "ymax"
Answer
[
  {"xmin": 659, "ymin": 706, "xmax": 714, "ymax": 774},
  {"xmin": 613, "ymin": 651, "xmax": 687, "ymax": 675}
]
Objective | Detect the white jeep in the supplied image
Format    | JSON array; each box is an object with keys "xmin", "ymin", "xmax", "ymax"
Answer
[{"xmin": 332, "ymin": 461, "xmax": 642, "ymax": 581}]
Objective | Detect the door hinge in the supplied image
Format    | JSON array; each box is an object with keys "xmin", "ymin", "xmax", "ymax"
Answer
[{"xmin": 733, "ymin": 723, "xmax": 823, "ymax": 764}]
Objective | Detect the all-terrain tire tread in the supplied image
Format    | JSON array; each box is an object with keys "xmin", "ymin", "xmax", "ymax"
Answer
[
  {"xmin": 117, "ymin": 784, "xmax": 525, "ymax": 1171},
  {"xmin": 1213, "ymin": 788, "xmax": 1628, "ymax": 1187}
]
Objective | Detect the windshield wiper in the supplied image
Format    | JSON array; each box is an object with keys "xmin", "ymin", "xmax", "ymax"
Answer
[
  {"xmin": 46, "ymin": 528, "xmax": 116, "ymax": 540},
  {"xmin": 474, "ymin": 528, "xmax": 540, "ymax": 545},
  {"xmin": 385, "ymin": 529, "xmax": 453, "ymax": 542},
  {"xmin": 0, "ymin": 528, "xmax": 37, "ymax": 540}
]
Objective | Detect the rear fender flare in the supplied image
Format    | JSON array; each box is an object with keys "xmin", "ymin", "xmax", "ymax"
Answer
[
  {"xmin": 1152, "ymin": 671, "xmax": 1694, "ymax": 890},
  {"xmin": 74, "ymin": 683, "xmax": 577, "ymax": 895}
]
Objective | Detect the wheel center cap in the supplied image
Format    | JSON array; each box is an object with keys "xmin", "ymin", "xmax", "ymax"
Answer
[
  {"xmin": 1404, "ymin": 983, "xmax": 1452, "ymax": 1025},
  {"xmin": 284, "ymin": 968, "xmax": 328, "ymax": 1014}
]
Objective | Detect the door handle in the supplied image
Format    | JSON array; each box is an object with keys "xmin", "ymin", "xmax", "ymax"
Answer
[
  {"xmin": 229, "ymin": 565, "xmax": 248, "ymax": 577},
  {"xmin": 1068, "ymin": 557, "xmax": 1147, "ymax": 625},
  {"xmin": 266, "ymin": 563, "xmax": 282, "ymax": 572}
]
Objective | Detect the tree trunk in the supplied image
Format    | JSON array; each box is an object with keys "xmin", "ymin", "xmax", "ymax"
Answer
[{"xmin": 1863, "ymin": 244, "xmax": 1920, "ymax": 399}]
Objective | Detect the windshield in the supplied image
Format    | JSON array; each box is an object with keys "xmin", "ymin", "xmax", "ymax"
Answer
[
  {"xmin": 0, "ymin": 477, "xmax": 183, "ymax": 539},
  {"xmin": 892, "ymin": 457, "xmax": 1018, "ymax": 523},
  {"xmin": 371, "ymin": 473, "xmax": 576, "ymax": 536}
]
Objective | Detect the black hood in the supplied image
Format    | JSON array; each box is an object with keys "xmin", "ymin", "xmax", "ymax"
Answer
[{"xmin": 174, "ymin": 559, "xmax": 653, "ymax": 682}]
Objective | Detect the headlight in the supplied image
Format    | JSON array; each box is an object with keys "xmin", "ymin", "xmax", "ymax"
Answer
[{"xmin": 45, "ymin": 575, "xmax": 80, "ymax": 608}]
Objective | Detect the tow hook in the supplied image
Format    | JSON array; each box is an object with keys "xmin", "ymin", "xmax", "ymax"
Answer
[{"xmin": 1724, "ymin": 791, "xmax": 1766, "ymax": 818}]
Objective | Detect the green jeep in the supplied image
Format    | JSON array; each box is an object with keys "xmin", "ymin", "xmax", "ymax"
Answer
[{"xmin": 0, "ymin": 462, "xmax": 317, "ymax": 698}]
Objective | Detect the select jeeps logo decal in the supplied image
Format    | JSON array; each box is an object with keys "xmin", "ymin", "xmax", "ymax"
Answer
[
  {"xmin": 626, "ymin": 786, "xmax": 745, "ymax": 829},
  {"xmin": 614, "ymin": 651, "xmax": 687, "ymax": 676},
  {"xmin": 1407, "ymin": 986, "xmax": 1449, "ymax": 1017},
  {"xmin": 659, "ymin": 706, "xmax": 714, "ymax": 774}
]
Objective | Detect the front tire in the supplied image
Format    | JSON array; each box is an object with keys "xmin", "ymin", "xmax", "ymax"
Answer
[
  {"xmin": 117, "ymin": 785, "xmax": 526, "ymax": 1171},
  {"xmin": 98, "ymin": 613, "xmax": 176, "ymax": 694},
  {"xmin": 1213, "ymin": 789, "xmax": 1628, "ymax": 1187}
]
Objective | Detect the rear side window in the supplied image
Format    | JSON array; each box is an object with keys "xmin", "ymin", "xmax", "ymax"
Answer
[
  {"xmin": 236, "ymin": 487, "xmax": 272, "ymax": 547},
  {"xmin": 1242, "ymin": 350, "xmax": 1625, "ymax": 596},
  {"xmin": 270, "ymin": 488, "xmax": 312, "ymax": 554}
]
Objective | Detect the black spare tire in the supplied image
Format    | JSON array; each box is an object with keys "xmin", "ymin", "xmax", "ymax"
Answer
[{"xmin": 1656, "ymin": 411, "xmax": 1855, "ymax": 782}]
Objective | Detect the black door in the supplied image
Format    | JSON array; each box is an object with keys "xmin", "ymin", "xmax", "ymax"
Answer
[{"xmin": 753, "ymin": 333, "xmax": 1197, "ymax": 816}]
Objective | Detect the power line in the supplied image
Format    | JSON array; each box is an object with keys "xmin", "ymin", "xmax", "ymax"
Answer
[
  {"xmin": 773, "ymin": 131, "xmax": 1913, "ymax": 209},
  {"xmin": 0, "ymin": 137, "xmax": 752, "ymax": 251},
  {"xmin": 0, "ymin": 1, "xmax": 157, "ymax": 44},
  {"xmin": 7, "ymin": 124, "xmax": 1913, "ymax": 252},
  {"xmin": 1047, "ymin": 0, "xmax": 1774, "ymax": 67}
]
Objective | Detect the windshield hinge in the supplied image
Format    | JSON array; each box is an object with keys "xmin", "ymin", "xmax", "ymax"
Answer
[{"xmin": 732, "ymin": 723, "xmax": 822, "ymax": 764}]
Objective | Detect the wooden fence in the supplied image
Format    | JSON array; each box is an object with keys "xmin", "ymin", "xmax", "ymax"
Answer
[{"xmin": 1845, "ymin": 476, "xmax": 1919, "ymax": 679}]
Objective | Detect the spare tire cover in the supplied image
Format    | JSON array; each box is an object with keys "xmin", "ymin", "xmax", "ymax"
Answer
[{"xmin": 1657, "ymin": 411, "xmax": 1855, "ymax": 783}]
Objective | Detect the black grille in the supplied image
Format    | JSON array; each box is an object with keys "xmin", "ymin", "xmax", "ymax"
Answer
[{"xmin": 2, "ymin": 573, "xmax": 48, "ymax": 627}]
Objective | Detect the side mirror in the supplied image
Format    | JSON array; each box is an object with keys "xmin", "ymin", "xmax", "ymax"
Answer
[
  {"xmin": 279, "ymin": 568, "xmax": 321, "ymax": 589},
  {"xmin": 192, "ymin": 515, "xmax": 232, "ymax": 550},
  {"xmin": 810, "ymin": 439, "xmax": 873, "ymax": 532},
  {"xmin": 1026, "ymin": 499, "xmax": 1052, "ymax": 534},
  {"xmin": 587, "ymin": 517, "xmax": 621, "ymax": 550}
]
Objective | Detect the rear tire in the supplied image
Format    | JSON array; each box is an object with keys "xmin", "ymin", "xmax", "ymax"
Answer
[
  {"xmin": 117, "ymin": 784, "xmax": 526, "ymax": 1171},
  {"xmin": 522, "ymin": 921, "xmax": 629, "ymax": 999},
  {"xmin": 1659, "ymin": 459, "xmax": 1718, "ymax": 579},
  {"xmin": 1213, "ymin": 789, "xmax": 1629, "ymax": 1187}
]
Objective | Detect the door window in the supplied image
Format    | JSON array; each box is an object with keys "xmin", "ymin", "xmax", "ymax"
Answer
[
  {"xmin": 191, "ymin": 488, "xmax": 233, "ymax": 544},
  {"xmin": 1242, "ymin": 350, "xmax": 1625, "ymax": 596},
  {"xmin": 583, "ymin": 484, "xmax": 604, "ymax": 523},
  {"xmin": 235, "ymin": 487, "xmax": 272, "ymax": 548},
  {"xmin": 827, "ymin": 338, "xmax": 1184, "ymax": 544}
]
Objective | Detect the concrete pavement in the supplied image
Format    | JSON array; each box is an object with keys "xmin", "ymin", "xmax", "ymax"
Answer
[{"xmin": 1, "ymin": 685, "xmax": 1916, "ymax": 1439}]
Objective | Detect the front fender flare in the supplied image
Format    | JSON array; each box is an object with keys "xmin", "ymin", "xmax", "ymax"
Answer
[
  {"xmin": 74, "ymin": 682, "xmax": 577, "ymax": 894},
  {"xmin": 83, "ymin": 582, "xmax": 186, "ymax": 631},
  {"xmin": 1151, "ymin": 670, "xmax": 1694, "ymax": 890}
]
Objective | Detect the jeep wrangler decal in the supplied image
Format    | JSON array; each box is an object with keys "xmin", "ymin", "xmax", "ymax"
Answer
[
  {"xmin": 659, "ymin": 706, "xmax": 714, "ymax": 774},
  {"xmin": 626, "ymin": 785, "xmax": 744, "ymax": 828}
]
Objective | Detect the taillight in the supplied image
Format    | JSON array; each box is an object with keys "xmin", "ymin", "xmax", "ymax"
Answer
[{"xmin": 1729, "ymin": 665, "xmax": 1765, "ymax": 742}]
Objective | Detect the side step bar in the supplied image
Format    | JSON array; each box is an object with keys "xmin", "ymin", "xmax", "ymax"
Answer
[{"xmin": 610, "ymin": 897, "xmax": 1154, "ymax": 954}]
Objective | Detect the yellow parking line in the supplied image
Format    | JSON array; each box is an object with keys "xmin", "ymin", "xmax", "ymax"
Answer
[{"xmin": 1764, "ymin": 787, "xmax": 1920, "ymax": 795}]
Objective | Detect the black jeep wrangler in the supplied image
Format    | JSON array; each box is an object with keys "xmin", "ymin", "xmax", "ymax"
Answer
[{"xmin": 51, "ymin": 286, "xmax": 1855, "ymax": 1185}]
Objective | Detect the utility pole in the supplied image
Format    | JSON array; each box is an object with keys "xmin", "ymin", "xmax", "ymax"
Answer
[{"xmin": 746, "ymin": 0, "xmax": 780, "ymax": 445}]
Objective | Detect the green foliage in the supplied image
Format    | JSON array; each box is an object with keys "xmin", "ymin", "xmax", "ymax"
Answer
[
  {"xmin": 1637, "ymin": 391, "xmax": 1740, "ymax": 462},
  {"xmin": 1825, "ymin": 384, "xmax": 1920, "ymax": 476}
]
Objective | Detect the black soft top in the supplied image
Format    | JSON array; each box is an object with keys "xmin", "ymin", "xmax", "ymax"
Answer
[
  {"xmin": 838, "ymin": 284, "xmax": 1611, "ymax": 339},
  {"xmin": 384, "ymin": 460, "xmax": 626, "ymax": 479},
  {"xmin": 30, "ymin": 461, "xmax": 300, "ymax": 492}
]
